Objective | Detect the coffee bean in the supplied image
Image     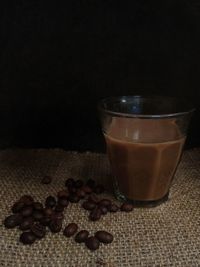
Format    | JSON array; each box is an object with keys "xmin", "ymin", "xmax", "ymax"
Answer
[
  {"xmin": 57, "ymin": 190, "xmax": 69, "ymax": 198},
  {"xmin": 86, "ymin": 179, "xmax": 95, "ymax": 189},
  {"xmin": 82, "ymin": 201, "xmax": 96, "ymax": 211},
  {"xmin": 40, "ymin": 216, "xmax": 51, "ymax": 226},
  {"xmin": 12, "ymin": 201, "xmax": 25, "ymax": 213},
  {"xmin": 75, "ymin": 179, "xmax": 84, "ymax": 188},
  {"xmin": 52, "ymin": 212, "xmax": 64, "ymax": 220},
  {"xmin": 49, "ymin": 219, "xmax": 62, "ymax": 233},
  {"xmin": 76, "ymin": 189, "xmax": 86, "ymax": 199},
  {"xmin": 89, "ymin": 208, "xmax": 101, "ymax": 221},
  {"xmin": 75, "ymin": 230, "xmax": 89, "ymax": 243},
  {"xmin": 65, "ymin": 178, "xmax": 75, "ymax": 188},
  {"xmin": 43, "ymin": 207, "xmax": 54, "ymax": 217},
  {"xmin": 20, "ymin": 231, "xmax": 36, "ymax": 245},
  {"xmin": 19, "ymin": 217, "xmax": 34, "ymax": 231},
  {"xmin": 120, "ymin": 203, "xmax": 133, "ymax": 212},
  {"xmin": 87, "ymin": 194, "xmax": 99, "ymax": 204},
  {"xmin": 99, "ymin": 199, "xmax": 111, "ymax": 207},
  {"xmin": 4, "ymin": 214, "xmax": 22, "ymax": 228},
  {"xmin": 85, "ymin": 236, "xmax": 100, "ymax": 251},
  {"xmin": 82, "ymin": 185, "xmax": 93, "ymax": 194},
  {"xmin": 21, "ymin": 206, "xmax": 33, "ymax": 217},
  {"xmin": 68, "ymin": 194, "xmax": 80, "ymax": 203},
  {"xmin": 68, "ymin": 186, "xmax": 77, "ymax": 194},
  {"xmin": 33, "ymin": 202, "xmax": 43, "ymax": 211},
  {"xmin": 54, "ymin": 205, "xmax": 64, "ymax": 212},
  {"xmin": 95, "ymin": 231, "xmax": 113, "ymax": 244},
  {"xmin": 45, "ymin": 196, "xmax": 56, "ymax": 208},
  {"xmin": 31, "ymin": 223, "xmax": 46, "ymax": 238},
  {"xmin": 108, "ymin": 204, "xmax": 119, "ymax": 213},
  {"xmin": 33, "ymin": 210, "xmax": 44, "ymax": 221},
  {"xmin": 99, "ymin": 206, "xmax": 108, "ymax": 215},
  {"xmin": 58, "ymin": 197, "xmax": 69, "ymax": 207},
  {"xmin": 41, "ymin": 175, "xmax": 52, "ymax": 184},
  {"xmin": 19, "ymin": 195, "xmax": 34, "ymax": 204},
  {"xmin": 63, "ymin": 223, "xmax": 78, "ymax": 237},
  {"xmin": 94, "ymin": 185, "xmax": 105, "ymax": 194}
]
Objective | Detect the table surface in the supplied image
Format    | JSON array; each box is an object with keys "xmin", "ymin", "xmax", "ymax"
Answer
[{"xmin": 0, "ymin": 148, "xmax": 200, "ymax": 267}]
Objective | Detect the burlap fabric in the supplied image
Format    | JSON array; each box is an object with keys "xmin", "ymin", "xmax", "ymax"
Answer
[{"xmin": 0, "ymin": 148, "xmax": 200, "ymax": 267}]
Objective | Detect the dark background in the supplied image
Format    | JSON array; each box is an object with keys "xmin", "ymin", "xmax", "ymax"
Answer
[{"xmin": 0, "ymin": 1, "xmax": 199, "ymax": 152}]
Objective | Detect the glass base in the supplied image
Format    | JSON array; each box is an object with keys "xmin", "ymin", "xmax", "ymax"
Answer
[{"xmin": 115, "ymin": 189, "xmax": 169, "ymax": 207}]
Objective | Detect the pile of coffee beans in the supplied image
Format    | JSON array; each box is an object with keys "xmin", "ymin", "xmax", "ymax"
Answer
[{"xmin": 3, "ymin": 178, "xmax": 133, "ymax": 251}]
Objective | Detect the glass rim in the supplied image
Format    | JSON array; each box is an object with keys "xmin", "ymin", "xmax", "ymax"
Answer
[{"xmin": 98, "ymin": 95, "xmax": 195, "ymax": 119}]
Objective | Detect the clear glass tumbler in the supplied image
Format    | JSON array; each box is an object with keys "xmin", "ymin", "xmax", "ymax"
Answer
[{"xmin": 98, "ymin": 96, "xmax": 194, "ymax": 207}]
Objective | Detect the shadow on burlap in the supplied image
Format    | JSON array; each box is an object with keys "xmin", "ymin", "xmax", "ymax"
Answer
[{"xmin": 0, "ymin": 148, "xmax": 200, "ymax": 267}]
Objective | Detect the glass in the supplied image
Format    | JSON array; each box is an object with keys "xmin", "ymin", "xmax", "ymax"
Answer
[{"xmin": 98, "ymin": 96, "xmax": 194, "ymax": 207}]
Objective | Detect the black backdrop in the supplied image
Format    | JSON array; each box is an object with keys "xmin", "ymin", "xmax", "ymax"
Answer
[{"xmin": 0, "ymin": 1, "xmax": 199, "ymax": 151}]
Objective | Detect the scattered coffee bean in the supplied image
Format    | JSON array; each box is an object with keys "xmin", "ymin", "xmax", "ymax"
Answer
[
  {"xmin": 87, "ymin": 194, "xmax": 99, "ymax": 204},
  {"xmin": 76, "ymin": 189, "xmax": 86, "ymax": 199},
  {"xmin": 45, "ymin": 196, "xmax": 56, "ymax": 208},
  {"xmin": 20, "ymin": 231, "xmax": 36, "ymax": 245},
  {"xmin": 75, "ymin": 179, "xmax": 84, "ymax": 188},
  {"xmin": 31, "ymin": 223, "xmax": 46, "ymax": 238},
  {"xmin": 33, "ymin": 210, "xmax": 44, "ymax": 221},
  {"xmin": 99, "ymin": 206, "xmax": 108, "ymax": 215},
  {"xmin": 120, "ymin": 203, "xmax": 133, "ymax": 212},
  {"xmin": 68, "ymin": 194, "xmax": 80, "ymax": 203},
  {"xmin": 82, "ymin": 201, "xmax": 96, "ymax": 211},
  {"xmin": 4, "ymin": 214, "xmax": 23, "ymax": 228},
  {"xmin": 99, "ymin": 199, "xmax": 111, "ymax": 207},
  {"xmin": 12, "ymin": 201, "xmax": 25, "ymax": 213},
  {"xmin": 49, "ymin": 219, "xmax": 62, "ymax": 233},
  {"xmin": 108, "ymin": 204, "xmax": 119, "ymax": 213},
  {"xmin": 85, "ymin": 236, "xmax": 100, "ymax": 251},
  {"xmin": 57, "ymin": 190, "xmax": 69, "ymax": 198},
  {"xmin": 65, "ymin": 178, "xmax": 75, "ymax": 188},
  {"xmin": 63, "ymin": 223, "xmax": 78, "ymax": 237},
  {"xmin": 75, "ymin": 230, "xmax": 89, "ymax": 243},
  {"xmin": 21, "ymin": 206, "xmax": 33, "ymax": 217},
  {"xmin": 82, "ymin": 185, "xmax": 93, "ymax": 194},
  {"xmin": 95, "ymin": 231, "xmax": 113, "ymax": 244},
  {"xmin": 53, "ymin": 212, "xmax": 64, "ymax": 220},
  {"xmin": 89, "ymin": 208, "xmax": 101, "ymax": 221},
  {"xmin": 40, "ymin": 216, "xmax": 51, "ymax": 226},
  {"xmin": 58, "ymin": 197, "xmax": 69, "ymax": 207},
  {"xmin": 19, "ymin": 217, "xmax": 34, "ymax": 231},
  {"xmin": 19, "ymin": 195, "xmax": 34, "ymax": 204},
  {"xmin": 41, "ymin": 175, "xmax": 52, "ymax": 184},
  {"xmin": 94, "ymin": 185, "xmax": 105, "ymax": 194},
  {"xmin": 86, "ymin": 179, "xmax": 95, "ymax": 189},
  {"xmin": 33, "ymin": 202, "xmax": 43, "ymax": 211},
  {"xmin": 54, "ymin": 205, "xmax": 64, "ymax": 212},
  {"xmin": 68, "ymin": 186, "xmax": 77, "ymax": 194},
  {"xmin": 43, "ymin": 207, "xmax": 54, "ymax": 217}
]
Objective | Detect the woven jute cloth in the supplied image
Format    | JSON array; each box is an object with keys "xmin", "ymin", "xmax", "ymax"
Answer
[{"xmin": 0, "ymin": 148, "xmax": 200, "ymax": 267}]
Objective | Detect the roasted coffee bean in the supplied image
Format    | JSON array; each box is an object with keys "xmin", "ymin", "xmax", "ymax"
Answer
[
  {"xmin": 75, "ymin": 179, "xmax": 84, "ymax": 188},
  {"xmin": 19, "ymin": 217, "xmax": 34, "ymax": 231},
  {"xmin": 40, "ymin": 216, "xmax": 51, "ymax": 226},
  {"xmin": 12, "ymin": 201, "xmax": 25, "ymax": 213},
  {"xmin": 95, "ymin": 231, "xmax": 113, "ymax": 244},
  {"xmin": 68, "ymin": 186, "xmax": 77, "ymax": 194},
  {"xmin": 57, "ymin": 190, "xmax": 69, "ymax": 198},
  {"xmin": 41, "ymin": 175, "xmax": 52, "ymax": 184},
  {"xmin": 19, "ymin": 195, "xmax": 34, "ymax": 204},
  {"xmin": 33, "ymin": 202, "xmax": 43, "ymax": 211},
  {"xmin": 82, "ymin": 185, "xmax": 93, "ymax": 194},
  {"xmin": 87, "ymin": 194, "xmax": 99, "ymax": 204},
  {"xmin": 85, "ymin": 236, "xmax": 100, "ymax": 251},
  {"xmin": 4, "ymin": 214, "xmax": 22, "ymax": 228},
  {"xmin": 76, "ymin": 189, "xmax": 86, "ymax": 199},
  {"xmin": 94, "ymin": 185, "xmax": 105, "ymax": 194},
  {"xmin": 33, "ymin": 210, "xmax": 44, "ymax": 221},
  {"xmin": 54, "ymin": 205, "xmax": 64, "ymax": 212},
  {"xmin": 53, "ymin": 212, "xmax": 64, "ymax": 220},
  {"xmin": 108, "ymin": 204, "xmax": 119, "ymax": 213},
  {"xmin": 45, "ymin": 196, "xmax": 56, "ymax": 208},
  {"xmin": 86, "ymin": 179, "xmax": 95, "ymax": 189},
  {"xmin": 49, "ymin": 219, "xmax": 62, "ymax": 233},
  {"xmin": 99, "ymin": 206, "xmax": 108, "ymax": 215},
  {"xmin": 65, "ymin": 178, "xmax": 75, "ymax": 188},
  {"xmin": 58, "ymin": 197, "xmax": 69, "ymax": 207},
  {"xmin": 68, "ymin": 194, "xmax": 80, "ymax": 203},
  {"xmin": 82, "ymin": 201, "xmax": 96, "ymax": 211},
  {"xmin": 89, "ymin": 208, "xmax": 101, "ymax": 221},
  {"xmin": 43, "ymin": 207, "xmax": 54, "ymax": 217},
  {"xmin": 63, "ymin": 223, "xmax": 78, "ymax": 237},
  {"xmin": 75, "ymin": 230, "xmax": 89, "ymax": 243},
  {"xmin": 120, "ymin": 203, "xmax": 133, "ymax": 212},
  {"xmin": 21, "ymin": 206, "xmax": 33, "ymax": 217},
  {"xmin": 31, "ymin": 223, "xmax": 46, "ymax": 238},
  {"xmin": 99, "ymin": 199, "xmax": 111, "ymax": 207},
  {"xmin": 20, "ymin": 231, "xmax": 36, "ymax": 245}
]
